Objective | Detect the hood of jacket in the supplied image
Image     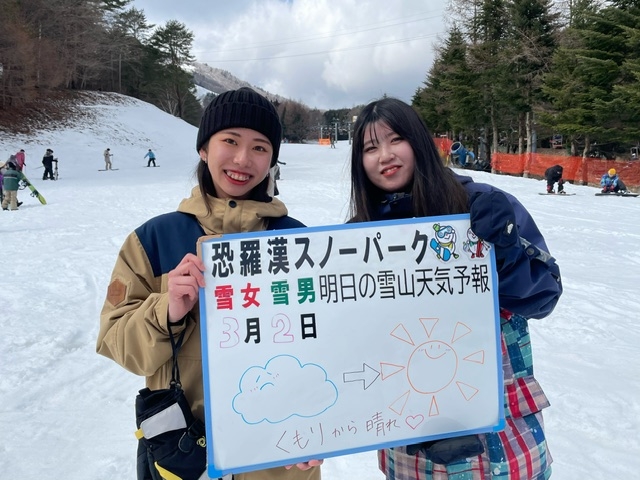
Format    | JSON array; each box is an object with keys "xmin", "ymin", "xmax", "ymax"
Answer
[{"xmin": 176, "ymin": 186, "xmax": 289, "ymax": 234}]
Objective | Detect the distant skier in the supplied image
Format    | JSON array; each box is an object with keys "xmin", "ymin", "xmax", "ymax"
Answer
[
  {"xmin": 2, "ymin": 161, "xmax": 27, "ymax": 211},
  {"xmin": 14, "ymin": 149, "xmax": 26, "ymax": 171},
  {"xmin": 600, "ymin": 168, "xmax": 626, "ymax": 193},
  {"xmin": 5, "ymin": 155, "xmax": 22, "ymax": 204},
  {"xmin": 273, "ymin": 159, "xmax": 286, "ymax": 180},
  {"xmin": 268, "ymin": 159, "xmax": 287, "ymax": 197},
  {"xmin": 103, "ymin": 148, "xmax": 113, "ymax": 170},
  {"xmin": 144, "ymin": 148, "xmax": 157, "ymax": 167},
  {"xmin": 544, "ymin": 164, "xmax": 565, "ymax": 194},
  {"xmin": 42, "ymin": 149, "xmax": 57, "ymax": 180},
  {"xmin": 0, "ymin": 161, "xmax": 4, "ymax": 204}
]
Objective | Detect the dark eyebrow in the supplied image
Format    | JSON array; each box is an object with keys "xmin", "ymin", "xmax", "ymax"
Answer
[
  {"xmin": 363, "ymin": 128, "xmax": 394, "ymax": 149},
  {"xmin": 221, "ymin": 129, "xmax": 271, "ymax": 145}
]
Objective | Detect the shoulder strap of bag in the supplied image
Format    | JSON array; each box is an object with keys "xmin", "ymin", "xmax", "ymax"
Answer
[{"xmin": 167, "ymin": 320, "xmax": 187, "ymax": 389}]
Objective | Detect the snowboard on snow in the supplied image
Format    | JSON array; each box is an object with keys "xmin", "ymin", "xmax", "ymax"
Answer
[
  {"xmin": 595, "ymin": 191, "xmax": 638, "ymax": 197},
  {"xmin": 539, "ymin": 192, "xmax": 576, "ymax": 196},
  {"xmin": 98, "ymin": 168, "xmax": 120, "ymax": 171},
  {"xmin": 19, "ymin": 174, "xmax": 47, "ymax": 205}
]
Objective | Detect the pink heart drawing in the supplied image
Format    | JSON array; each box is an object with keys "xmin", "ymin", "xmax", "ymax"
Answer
[{"xmin": 405, "ymin": 414, "xmax": 424, "ymax": 430}]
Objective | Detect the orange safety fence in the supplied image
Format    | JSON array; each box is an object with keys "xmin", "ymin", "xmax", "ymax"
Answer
[
  {"xmin": 433, "ymin": 138, "xmax": 640, "ymax": 191},
  {"xmin": 318, "ymin": 138, "xmax": 331, "ymax": 145},
  {"xmin": 492, "ymin": 153, "xmax": 640, "ymax": 191}
]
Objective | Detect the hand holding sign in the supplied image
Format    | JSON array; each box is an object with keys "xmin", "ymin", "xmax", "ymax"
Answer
[{"xmin": 167, "ymin": 253, "xmax": 206, "ymax": 323}]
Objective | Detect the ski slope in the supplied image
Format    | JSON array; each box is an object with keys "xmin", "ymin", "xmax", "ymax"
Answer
[{"xmin": 1, "ymin": 93, "xmax": 639, "ymax": 479}]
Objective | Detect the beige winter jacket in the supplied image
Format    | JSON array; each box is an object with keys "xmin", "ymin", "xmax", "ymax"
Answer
[{"xmin": 97, "ymin": 186, "xmax": 320, "ymax": 480}]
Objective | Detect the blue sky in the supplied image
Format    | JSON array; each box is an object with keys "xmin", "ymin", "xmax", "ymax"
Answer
[{"xmin": 132, "ymin": 0, "xmax": 448, "ymax": 109}]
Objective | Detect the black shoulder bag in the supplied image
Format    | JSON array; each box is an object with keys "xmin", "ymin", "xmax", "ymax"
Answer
[{"xmin": 134, "ymin": 321, "xmax": 207, "ymax": 480}]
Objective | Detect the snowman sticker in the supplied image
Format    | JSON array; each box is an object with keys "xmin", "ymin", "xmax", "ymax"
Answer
[{"xmin": 462, "ymin": 227, "xmax": 490, "ymax": 259}]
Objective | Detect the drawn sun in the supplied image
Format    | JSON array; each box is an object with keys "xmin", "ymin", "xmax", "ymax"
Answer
[
  {"xmin": 381, "ymin": 317, "xmax": 485, "ymax": 422},
  {"xmin": 407, "ymin": 339, "xmax": 458, "ymax": 394}
]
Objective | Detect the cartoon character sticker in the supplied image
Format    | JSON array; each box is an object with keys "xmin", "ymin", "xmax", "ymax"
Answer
[
  {"xmin": 429, "ymin": 223, "xmax": 459, "ymax": 261},
  {"xmin": 462, "ymin": 228, "xmax": 490, "ymax": 259}
]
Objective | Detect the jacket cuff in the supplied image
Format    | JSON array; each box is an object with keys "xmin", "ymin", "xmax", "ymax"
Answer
[{"xmin": 153, "ymin": 294, "xmax": 186, "ymax": 334}]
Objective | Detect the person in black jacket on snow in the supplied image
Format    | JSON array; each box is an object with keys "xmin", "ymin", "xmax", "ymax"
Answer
[
  {"xmin": 544, "ymin": 164, "xmax": 565, "ymax": 194},
  {"xmin": 42, "ymin": 149, "xmax": 58, "ymax": 180}
]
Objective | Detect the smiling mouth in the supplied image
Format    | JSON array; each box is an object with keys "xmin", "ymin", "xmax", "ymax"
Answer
[
  {"xmin": 225, "ymin": 170, "xmax": 251, "ymax": 182},
  {"xmin": 381, "ymin": 165, "xmax": 400, "ymax": 176}
]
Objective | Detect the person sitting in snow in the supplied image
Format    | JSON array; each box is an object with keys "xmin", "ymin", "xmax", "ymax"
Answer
[
  {"xmin": 545, "ymin": 164, "xmax": 565, "ymax": 194},
  {"xmin": 600, "ymin": 168, "xmax": 626, "ymax": 193}
]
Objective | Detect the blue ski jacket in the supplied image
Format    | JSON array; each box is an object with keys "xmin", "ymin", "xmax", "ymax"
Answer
[
  {"xmin": 370, "ymin": 174, "xmax": 562, "ymax": 320},
  {"xmin": 376, "ymin": 174, "xmax": 561, "ymax": 480},
  {"xmin": 458, "ymin": 174, "xmax": 561, "ymax": 319},
  {"xmin": 600, "ymin": 173, "xmax": 619, "ymax": 188}
]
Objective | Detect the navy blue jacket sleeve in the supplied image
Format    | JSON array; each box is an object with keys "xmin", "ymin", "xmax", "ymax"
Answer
[{"xmin": 463, "ymin": 179, "xmax": 562, "ymax": 319}]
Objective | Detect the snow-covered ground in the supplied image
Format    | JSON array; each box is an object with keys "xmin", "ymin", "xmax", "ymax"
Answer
[{"xmin": 1, "ymin": 94, "xmax": 638, "ymax": 479}]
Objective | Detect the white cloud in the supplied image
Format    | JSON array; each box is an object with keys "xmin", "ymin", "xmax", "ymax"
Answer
[
  {"xmin": 232, "ymin": 355, "xmax": 338, "ymax": 424},
  {"xmin": 132, "ymin": 0, "xmax": 447, "ymax": 109}
]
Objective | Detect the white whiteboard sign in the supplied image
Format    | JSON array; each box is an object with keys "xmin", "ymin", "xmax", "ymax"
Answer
[{"xmin": 198, "ymin": 214, "xmax": 504, "ymax": 478}]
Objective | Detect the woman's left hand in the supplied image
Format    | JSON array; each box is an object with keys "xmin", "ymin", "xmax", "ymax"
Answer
[{"xmin": 469, "ymin": 191, "xmax": 519, "ymax": 248}]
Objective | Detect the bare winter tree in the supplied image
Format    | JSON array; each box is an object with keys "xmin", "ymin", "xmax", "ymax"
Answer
[{"xmin": 0, "ymin": 0, "xmax": 106, "ymax": 106}]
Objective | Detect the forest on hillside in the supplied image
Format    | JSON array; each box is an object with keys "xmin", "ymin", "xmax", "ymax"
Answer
[
  {"xmin": 0, "ymin": 0, "xmax": 204, "ymax": 126},
  {"xmin": 1, "ymin": 0, "xmax": 639, "ymax": 159},
  {"xmin": 0, "ymin": 0, "xmax": 343, "ymax": 141},
  {"xmin": 414, "ymin": 0, "xmax": 640, "ymax": 160}
]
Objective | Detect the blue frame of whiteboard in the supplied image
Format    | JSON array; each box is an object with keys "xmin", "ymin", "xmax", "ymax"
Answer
[{"xmin": 198, "ymin": 213, "xmax": 504, "ymax": 478}]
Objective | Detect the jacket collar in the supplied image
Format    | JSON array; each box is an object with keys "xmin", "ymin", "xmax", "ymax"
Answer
[
  {"xmin": 375, "ymin": 192, "xmax": 413, "ymax": 220},
  {"xmin": 177, "ymin": 186, "xmax": 289, "ymax": 235}
]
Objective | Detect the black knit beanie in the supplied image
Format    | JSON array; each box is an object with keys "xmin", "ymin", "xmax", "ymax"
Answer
[{"xmin": 196, "ymin": 87, "xmax": 282, "ymax": 166}]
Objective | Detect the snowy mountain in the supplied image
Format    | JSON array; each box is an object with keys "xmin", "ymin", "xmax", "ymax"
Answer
[
  {"xmin": 192, "ymin": 62, "xmax": 287, "ymax": 104},
  {"xmin": 1, "ymin": 92, "xmax": 639, "ymax": 480}
]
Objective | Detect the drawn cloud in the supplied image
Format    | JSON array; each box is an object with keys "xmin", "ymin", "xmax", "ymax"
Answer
[{"xmin": 232, "ymin": 354, "xmax": 338, "ymax": 424}]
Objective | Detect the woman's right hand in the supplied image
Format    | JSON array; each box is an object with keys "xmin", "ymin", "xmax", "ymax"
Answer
[
  {"xmin": 285, "ymin": 459, "xmax": 324, "ymax": 470},
  {"xmin": 167, "ymin": 253, "xmax": 206, "ymax": 323}
]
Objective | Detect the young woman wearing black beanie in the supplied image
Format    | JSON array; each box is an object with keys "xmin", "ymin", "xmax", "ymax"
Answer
[{"xmin": 97, "ymin": 88, "xmax": 320, "ymax": 480}]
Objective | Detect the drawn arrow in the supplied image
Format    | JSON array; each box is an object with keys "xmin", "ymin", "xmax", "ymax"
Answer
[{"xmin": 342, "ymin": 363, "xmax": 381, "ymax": 390}]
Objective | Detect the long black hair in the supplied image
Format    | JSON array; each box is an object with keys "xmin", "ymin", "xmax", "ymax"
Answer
[
  {"xmin": 196, "ymin": 140, "xmax": 272, "ymax": 214},
  {"xmin": 348, "ymin": 97, "xmax": 468, "ymax": 222}
]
